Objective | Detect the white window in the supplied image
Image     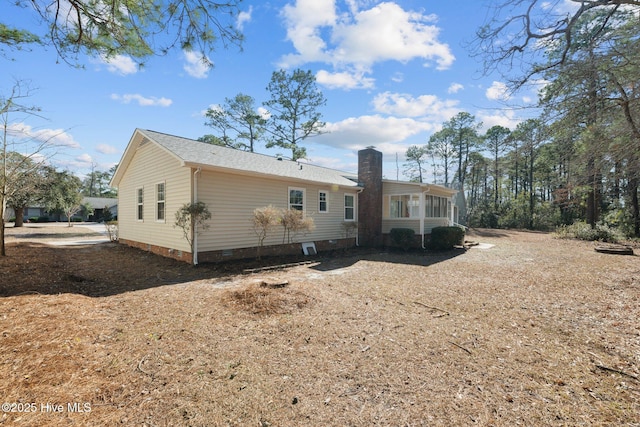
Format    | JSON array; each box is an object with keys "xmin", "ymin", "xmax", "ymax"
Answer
[
  {"xmin": 136, "ymin": 188, "xmax": 144, "ymax": 221},
  {"xmin": 344, "ymin": 194, "xmax": 355, "ymax": 221},
  {"xmin": 425, "ymin": 195, "xmax": 449, "ymax": 218},
  {"xmin": 289, "ymin": 187, "xmax": 305, "ymax": 211},
  {"xmin": 389, "ymin": 194, "xmax": 420, "ymax": 218},
  {"xmin": 156, "ymin": 182, "xmax": 165, "ymax": 221},
  {"xmin": 318, "ymin": 191, "xmax": 328, "ymax": 213}
]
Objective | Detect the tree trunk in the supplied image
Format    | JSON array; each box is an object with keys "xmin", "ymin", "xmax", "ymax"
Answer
[
  {"xmin": 1, "ymin": 195, "xmax": 6, "ymax": 257},
  {"xmin": 14, "ymin": 207, "xmax": 24, "ymax": 227},
  {"xmin": 0, "ymin": 216, "xmax": 4, "ymax": 257},
  {"xmin": 586, "ymin": 157, "xmax": 599, "ymax": 228},
  {"xmin": 631, "ymin": 177, "xmax": 640, "ymax": 237},
  {"xmin": 529, "ymin": 152, "xmax": 535, "ymax": 229}
]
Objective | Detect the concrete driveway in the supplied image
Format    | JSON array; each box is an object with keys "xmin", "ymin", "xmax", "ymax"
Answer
[{"xmin": 6, "ymin": 222, "xmax": 111, "ymax": 246}]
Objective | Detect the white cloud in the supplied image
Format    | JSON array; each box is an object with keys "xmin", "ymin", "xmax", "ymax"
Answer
[
  {"xmin": 237, "ymin": 6, "xmax": 253, "ymax": 30},
  {"xmin": 183, "ymin": 51, "xmax": 212, "ymax": 79},
  {"xmin": 372, "ymin": 91, "xmax": 460, "ymax": 121},
  {"xmin": 102, "ymin": 54, "xmax": 138, "ymax": 75},
  {"xmin": 96, "ymin": 144, "xmax": 119, "ymax": 155},
  {"xmin": 315, "ymin": 115, "xmax": 434, "ymax": 151},
  {"xmin": 7, "ymin": 123, "xmax": 81, "ymax": 149},
  {"xmin": 541, "ymin": 0, "xmax": 579, "ymax": 14},
  {"xmin": 331, "ymin": 3, "xmax": 454, "ymax": 69},
  {"xmin": 476, "ymin": 109, "xmax": 522, "ymax": 131},
  {"xmin": 486, "ymin": 81, "xmax": 511, "ymax": 101},
  {"xmin": 279, "ymin": 1, "xmax": 454, "ymax": 88},
  {"xmin": 76, "ymin": 153, "xmax": 93, "ymax": 164},
  {"xmin": 54, "ymin": 153, "xmax": 96, "ymax": 172},
  {"xmin": 391, "ymin": 72, "xmax": 404, "ymax": 83},
  {"xmin": 280, "ymin": 0, "xmax": 336, "ymax": 66},
  {"xmin": 110, "ymin": 93, "xmax": 173, "ymax": 107},
  {"xmin": 257, "ymin": 106, "xmax": 270, "ymax": 120},
  {"xmin": 448, "ymin": 83, "xmax": 464, "ymax": 94},
  {"xmin": 299, "ymin": 154, "xmax": 357, "ymax": 173},
  {"xmin": 316, "ymin": 69, "xmax": 375, "ymax": 90}
]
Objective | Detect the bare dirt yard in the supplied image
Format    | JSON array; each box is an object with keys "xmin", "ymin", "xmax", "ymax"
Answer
[{"xmin": 1, "ymin": 224, "xmax": 639, "ymax": 426}]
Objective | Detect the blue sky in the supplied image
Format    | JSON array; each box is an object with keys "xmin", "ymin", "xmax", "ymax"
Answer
[{"xmin": 2, "ymin": 0, "xmax": 542, "ymax": 181}]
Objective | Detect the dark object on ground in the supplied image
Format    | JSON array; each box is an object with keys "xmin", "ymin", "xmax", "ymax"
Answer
[{"xmin": 594, "ymin": 244, "xmax": 634, "ymax": 255}]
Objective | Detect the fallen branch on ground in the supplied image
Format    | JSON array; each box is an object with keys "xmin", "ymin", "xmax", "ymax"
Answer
[
  {"xmin": 413, "ymin": 301, "xmax": 450, "ymax": 317},
  {"xmin": 243, "ymin": 261, "xmax": 316, "ymax": 274},
  {"xmin": 448, "ymin": 341, "xmax": 472, "ymax": 355},
  {"xmin": 595, "ymin": 364, "xmax": 639, "ymax": 382}
]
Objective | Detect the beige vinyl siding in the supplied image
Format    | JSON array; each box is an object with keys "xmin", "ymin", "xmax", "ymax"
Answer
[
  {"xmin": 382, "ymin": 219, "xmax": 421, "ymax": 234},
  {"xmin": 427, "ymin": 188, "xmax": 456, "ymax": 199},
  {"xmin": 383, "ymin": 181, "xmax": 422, "ymax": 195},
  {"xmin": 383, "ymin": 181, "xmax": 455, "ymax": 199},
  {"xmin": 117, "ymin": 142, "xmax": 192, "ymax": 252},
  {"xmin": 196, "ymin": 170, "xmax": 354, "ymax": 252},
  {"xmin": 424, "ymin": 218, "xmax": 451, "ymax": 233}
]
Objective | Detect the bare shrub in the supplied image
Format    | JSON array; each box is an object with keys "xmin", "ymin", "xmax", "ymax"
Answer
[
  {"xmin": 105, "ymin": 220, "xmax": 118, "ymax": 241},
  {"xmin": 174, "ymin": 201, "xmax": 212, "ymax": 263},
  {"xmin": 280, "ymin": 209, "xmax": 315, "ymax": 244},
  {"xmin": 252, "ymin": 205, "xmax": 280, "ymax": 259},
  {"xmin": 341, "ymin": 221, "xmax": 358, "ymax": 238}
]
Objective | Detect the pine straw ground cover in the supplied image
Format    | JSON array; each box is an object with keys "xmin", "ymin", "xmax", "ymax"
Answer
[{"xmin": 0, "ymin": 225, "xmax": 639, "ymax": 426}]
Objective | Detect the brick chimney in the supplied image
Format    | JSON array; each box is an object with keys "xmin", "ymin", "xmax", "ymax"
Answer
[{"xmin": 357, "ymin": 148, "xmax": 383, "ymax": 247}]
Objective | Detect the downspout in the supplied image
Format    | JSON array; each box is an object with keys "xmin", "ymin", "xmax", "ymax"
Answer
[
  {"xmin": 421, "ymin": 185, "xmax": 431, "ymax": 249},
  {"xmin": 450, "ymin": 195, "xmax": 456, "ymax": 227},
  {"xmin": 355, "ymin": 187, "xmax": 364, "ymax": 246},
  {"xmin": 193, "ymin": 167, "xmax": 202, "ymax": 265},
  {"xmin": 419, "ymin": 190, "xmax": 425, "ymax": 249}
]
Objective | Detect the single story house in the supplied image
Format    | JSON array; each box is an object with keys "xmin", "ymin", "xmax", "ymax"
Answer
[
  {"xmin": 4, "ymin": 197, "xmax": 117, "ymax": 223},
  {"xmin": 83, "ymin": 197, "xmax": 118, "ymax": 222},
  {"xmin": 110, "ymin": 129, "xmax": 458, "ymax": 264}
]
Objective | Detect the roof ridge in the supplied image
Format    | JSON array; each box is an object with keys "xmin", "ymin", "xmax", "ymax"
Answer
[{"xmin": 140, "ymin": 128, "xmax": 356, "ymax": 176}]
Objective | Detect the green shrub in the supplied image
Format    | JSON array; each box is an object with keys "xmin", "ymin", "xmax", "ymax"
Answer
[
  {"xmin": 603, "ymin": 204, "xmax": 635, "ymax": 238},
  {"xmin": 555, "ymin": 221, "xmax": 619, "ymax": 242},
  {"xmin": 102, "ymin": 207, "xmax": 114, "ymax": 223},
  {"xmin": 429, "ymin": 226, "xmax": 465, "ymax": 250},
  {"xmin": 389, "ymin": 228, "xmax": 416, "ymax": 251},
  {"xmin": 28, "ymin": 216, "xmax": 50, "ymax": 223}
]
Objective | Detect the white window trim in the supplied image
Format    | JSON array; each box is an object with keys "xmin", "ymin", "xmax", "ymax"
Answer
[
  {"xmin": 318, "ymin": 190, "xmax": 328, "ymax": 213},
  {"xmin": 344, "ymin": 193, "xmax": 356, "ymax": 221},
  {"xmin": 425, "ymin": 194, "xmax": 449, "ymax": 219},
  {"xmin": 288, "ymin": 187, "xmax": 306, "ymax": 212},
  {"xmin": 156, "ymin": 181, "xmax": 166, "ymax": 222},
  {"xmin": 388, "ymin": 194, "xmax": 420, "ymax": 219},
  {"xmin": 136, "ymin": 187, "xmax": 144, "ymax": 221}
]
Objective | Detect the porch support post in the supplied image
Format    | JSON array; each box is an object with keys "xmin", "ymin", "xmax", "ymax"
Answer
[
  {"xmin": 419, "ymin": 191, "xmax": 425, "ymax": 248},
  {"xmin": 450, "ymin": 196, "xmax": 455, "ymax": 226}
]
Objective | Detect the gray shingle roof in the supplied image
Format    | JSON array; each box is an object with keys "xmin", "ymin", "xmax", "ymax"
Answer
[
  {"xmin": 139, "ymin": 129, "xmax": 360, "ymax": 188},
  {"xmin": 83, "ymin": 197, "xmax": 118, "ymax": 209}
]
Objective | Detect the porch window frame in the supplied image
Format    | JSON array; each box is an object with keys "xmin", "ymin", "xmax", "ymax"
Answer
[
  {"xmin": 136, "ymin": 187, "xmax": 144, "ymax": 221},
  {"xmin": 388, "ymin": 194, "xmax": 420, "ymax": 219}
]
